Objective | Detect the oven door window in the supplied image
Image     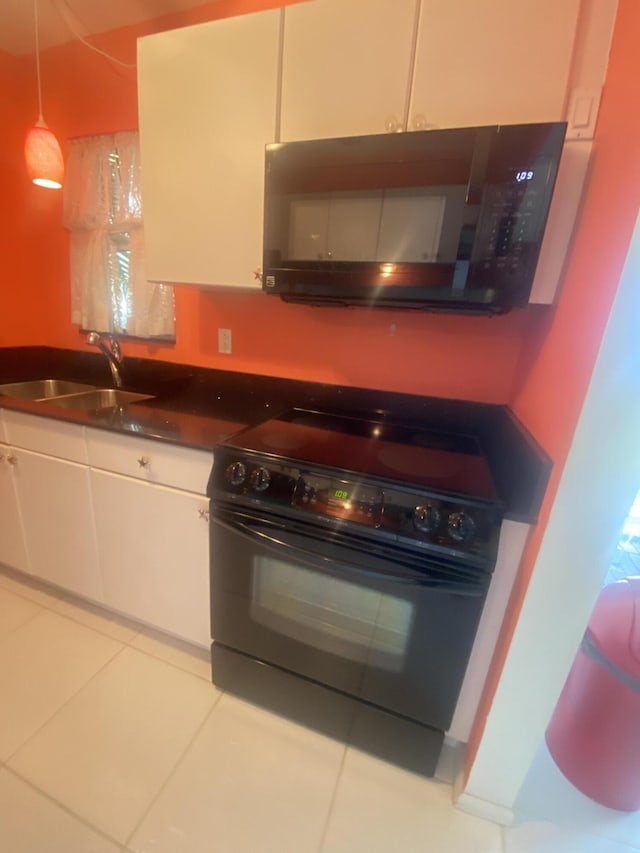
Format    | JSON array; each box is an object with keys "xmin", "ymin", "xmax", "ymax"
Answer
[{"xmin": 251, "ymin": 557, "xmax": 413, "ymax": 673}]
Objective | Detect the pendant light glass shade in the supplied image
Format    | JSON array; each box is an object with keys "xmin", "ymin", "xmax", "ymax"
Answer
[
  {"xmin": 25, "ymin": 0, "xmax": 64, "ymax": 189},
  {"xmin": 25, "ymin": 118, "xmax": 64, "ymax": 188}
]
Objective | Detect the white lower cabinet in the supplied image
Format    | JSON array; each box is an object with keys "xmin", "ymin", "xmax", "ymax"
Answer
[
  {"xmin": 0, "ymin": 444, "xmax": 29, "ymax": 573},
  {"xmin": 11, "ymin": 448, "xmax": 102, "ymax": 600},
  {"xmin": 90, "ymin": 470, "xmax": 211, "ymax": 648},
  {"xmin": 1, "ymin": 410, "xmax": 212, "ymax": 647}
]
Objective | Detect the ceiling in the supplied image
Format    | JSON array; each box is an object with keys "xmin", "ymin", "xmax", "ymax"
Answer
[{"xmin": 0, "ymin": 0, "xmax": 214, "ymax": 56}]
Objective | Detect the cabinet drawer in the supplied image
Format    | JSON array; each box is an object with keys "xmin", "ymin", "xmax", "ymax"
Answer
[
  {"xmin": 87, "ymin": 429, "xmax": 212, "ymax": 494},
  {"xmin": 3, "ymin": 410, "xmax": 87, "ymax": 463}
]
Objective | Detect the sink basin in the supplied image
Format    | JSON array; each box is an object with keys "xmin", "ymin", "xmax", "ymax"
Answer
[
  {"xmin": 47, "ymin": 389, "xmax": 154, "ymax": 411},
  {"xmin": 0, "ymin": 379, "xmax": 99, "ymax": 400}
]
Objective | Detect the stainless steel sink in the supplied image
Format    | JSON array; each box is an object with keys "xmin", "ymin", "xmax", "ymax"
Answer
[
  {"xmin": 0, "ymin": 379, "xmax": 99, "ymax": 400},
  {"xmin": 47, "ymin": 388, "xmax": 154, "ymax": 411}
]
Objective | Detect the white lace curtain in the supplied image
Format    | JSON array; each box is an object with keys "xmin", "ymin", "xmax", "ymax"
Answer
[{"xmin": 63, "ymin": 131, "xmax": 175, "ymax": 339}]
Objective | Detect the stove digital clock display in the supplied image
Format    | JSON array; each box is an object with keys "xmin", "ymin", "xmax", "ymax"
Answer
[
  {"xmin": 293, "ymin": 476, "xmax": 383, "ymax": 527},
  {"xmin": 515, "ymin": 169, "xmax": 534, "ymax": 182}
]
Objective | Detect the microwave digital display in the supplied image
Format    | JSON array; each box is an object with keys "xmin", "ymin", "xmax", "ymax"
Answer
[{"xmin": 262, "ymin": 122, "xmax": 566, "ymax": 314}]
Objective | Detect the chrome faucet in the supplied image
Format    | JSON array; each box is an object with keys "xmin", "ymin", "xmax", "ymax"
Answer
[{"xmin": 86, "ymin": 331, "xmax": 124, "ymax": 388}]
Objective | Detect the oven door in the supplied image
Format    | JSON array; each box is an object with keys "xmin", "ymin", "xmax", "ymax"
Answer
[{"xmin": 210, "ymin": 504, "xmax": 491, "ymax": 731}]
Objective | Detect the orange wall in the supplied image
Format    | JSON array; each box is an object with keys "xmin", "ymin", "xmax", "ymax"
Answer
[
  {"xmin": 466, "ymin": 0, "xmax": 640, "ymax": 770},
  {"xmin": 3, "ymin": 0, "xmax": 545, "ymax": 403},
  {"xmin": 0, "ymin": 49, "xmax": 60, "ymax": 347}
]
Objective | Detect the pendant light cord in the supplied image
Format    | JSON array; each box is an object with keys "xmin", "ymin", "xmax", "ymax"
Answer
[
  {"xmin": 56, "ymin": 0, "xmax": 136, "ymax": 69},
  {"xmin": 34, "ymin": 0, "xmax": 44, "ymax": 122}
]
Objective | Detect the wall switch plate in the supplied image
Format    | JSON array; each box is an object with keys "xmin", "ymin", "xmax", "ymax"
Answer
[
  {"xmin": 566, "ymin": 87, "xmax": 602, "ymax": 140},
  {"xmin": 218, "ymin": 328, "xmax": 232, "ymax": 354}
]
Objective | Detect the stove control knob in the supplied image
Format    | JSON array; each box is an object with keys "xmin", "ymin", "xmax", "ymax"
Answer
[
  {"xmin": 447, "ymin": 511, "xmax": 476, "ymax": 543},
  {"xmin": 413, "ymin": 504, "xmax": 440, "ymax": 533},
  {"xmin": 226, "ymin": 461, "xmax": 247, "ymax": 487},
  {"xmin": 250, "ymin": 466, "xmax": 271, "ymax": 492}
]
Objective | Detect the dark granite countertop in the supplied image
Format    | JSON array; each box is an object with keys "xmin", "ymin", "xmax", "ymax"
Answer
[{"xmin": 0, "ymin": 346, "xmax": 551, "ymax": 524}]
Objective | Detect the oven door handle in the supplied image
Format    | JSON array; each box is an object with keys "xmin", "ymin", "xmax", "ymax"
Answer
[{"xmin": 211, "ymin": 509, "xmax": 487, "ymax": 595}]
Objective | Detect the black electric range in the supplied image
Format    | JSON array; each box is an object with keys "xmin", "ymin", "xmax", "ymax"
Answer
[{"xmin": 207, "ymin": 409, "xmax": 504, "ymax": 775}]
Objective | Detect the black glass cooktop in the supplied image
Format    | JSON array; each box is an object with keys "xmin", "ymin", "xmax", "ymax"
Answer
[{"xmin": 224, "ymin": 409, "xmax": 499, "ymax": 502}]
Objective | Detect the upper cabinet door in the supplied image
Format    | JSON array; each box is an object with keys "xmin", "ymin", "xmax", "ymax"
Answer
[
  {"xmin": 137, "ymin": 9, "xmax": 281, "ymax": 288},
  {"xmin": 409, "ymin": 0, "xmax": 581, "ymax": 131},
  {"xmin": 280, "ymin": 0, "xmax": 418, "ymax": 142}
]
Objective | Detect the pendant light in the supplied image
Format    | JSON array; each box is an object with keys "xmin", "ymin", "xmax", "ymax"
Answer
[{"xmin": 24, "ymin": 0, "xmax": 64, "ymax": 189}]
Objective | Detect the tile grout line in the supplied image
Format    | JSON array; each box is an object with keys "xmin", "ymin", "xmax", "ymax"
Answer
[
  {"xmin": 1, "ymin": 579, "xmax": 221, "ymax": 850},
  {"xmin": 1, "ymin": 568, "xmax": 213, "ymax": 683},
  {"xmin": 62, "ymin": 608, "xmax": 214, "ymax": 684},
  {"xmin": 3, "ymin": 763, "xmax": 127, "ymax": 850},
  {"xmin": 122, "ymin": 632, "xmax": 213, "ymax": 682},
  {"xmin": 0, "ymin": 606, "xmax": 44, "ymax": 648},
  {"xmin": 2, "ymin": 625, "xmax": 219, "ymax": 849},
  {"xmin": 313, "ymin": 704, "xmax": 361, "ymax": 853},
  {"xmin": 314, "ymin": 740, "xmax": 350, "ymax": 853},
  {"xmin": 3, "ymin": 640, "xmax": 127, "ymax": 765},
  {"xmin": 123, "ymin": 688, "xmax": 226, "ymax": 850},
  {"xmin": 37, "ymin": 594, "xmax": 212, "ymax": 684}
]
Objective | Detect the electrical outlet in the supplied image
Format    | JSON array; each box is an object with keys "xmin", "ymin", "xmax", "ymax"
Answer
[{"xmin": 218, "ymin": 328, "xmax": 232, "ymax": 354}]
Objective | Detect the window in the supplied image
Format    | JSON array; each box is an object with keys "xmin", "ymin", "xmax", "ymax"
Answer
[{"xmin": 63, "ymin": 131, "xmax": 175, "ymax": 340}]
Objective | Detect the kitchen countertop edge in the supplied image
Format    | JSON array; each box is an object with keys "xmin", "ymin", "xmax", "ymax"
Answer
[{"xmin": 0, "ymin": 346, "xmax": 552, "ymax": 524}]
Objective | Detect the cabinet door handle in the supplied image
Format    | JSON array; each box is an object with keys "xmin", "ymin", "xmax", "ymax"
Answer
[
  {"xmin": 6, "ymin": 455, "xmax": 17, "ymax": 466},
  {"xmin": 198, "ymin": 508, "xmax": 210, "ymax": 522},
  {"xmin": 412, "ymin": 114, "xmax": 436, "ymax": 131},
  {"xmin": 385, "ymin": 114, "xmax": 401, "ymax": 133},
  {"xmin": 137, "ymin": 456, "xmax": 150, "ymax": 468}
]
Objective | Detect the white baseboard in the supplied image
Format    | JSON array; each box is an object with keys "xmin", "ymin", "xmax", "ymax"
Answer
[{"xmin": 454, "ymin": 790, "xmax": 515, "ymax": 827}]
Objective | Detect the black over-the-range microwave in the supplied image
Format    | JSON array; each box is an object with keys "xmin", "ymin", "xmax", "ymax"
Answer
[{"xmin": 262, "ymin": 122, "xmax": 567, "ymax": 314}]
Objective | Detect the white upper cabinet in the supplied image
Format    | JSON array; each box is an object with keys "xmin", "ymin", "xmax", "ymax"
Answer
[
  {"xmin": 138, "ymin": 9, "xmax": 282, "ymax": 288},
  {"xmin": 137, "ymin": 0, "xmax": 609, "ymax": 296},
  {"xmin": 280, "ymin": 0, "xmax": 418, "ymax": 141},
  {"xmin": 281, "ymin": 0, "xmax": 581, "ymax": 141},
  {"xmin": 409, "ymin": 0, "xmax": 581, "ymax": 130}
]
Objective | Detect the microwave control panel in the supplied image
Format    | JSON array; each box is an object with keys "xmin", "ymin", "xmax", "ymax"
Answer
[{"xmin": 470, "ymin": 156, "xmax": 555, "ymax": 293}]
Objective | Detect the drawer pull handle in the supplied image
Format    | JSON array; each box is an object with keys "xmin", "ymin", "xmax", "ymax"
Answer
[
  {"xmin": 198, "ymin": 508, "xmax": 210, "ymax": 522},
  {"xmin": 137, "ymin": 456, "xmax": 150, "ymax": 468},
  {"xmin": 6, "ymin": 455, "xmax": 17, "ymax": 466}
]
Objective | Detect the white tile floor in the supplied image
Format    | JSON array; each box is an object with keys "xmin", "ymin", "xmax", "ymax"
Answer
[{"xmin": 1, "ymin": 566, "xmax": 639, "ymax": 853}]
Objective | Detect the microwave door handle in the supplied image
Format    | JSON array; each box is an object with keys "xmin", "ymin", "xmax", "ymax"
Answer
[
  {"xmin": 211, "ymin": 511, "xmax": 484, "ymax": 596},
  {"xmin": 466, "ymin": 127, "xmax": 494, "ymax": 205}
]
